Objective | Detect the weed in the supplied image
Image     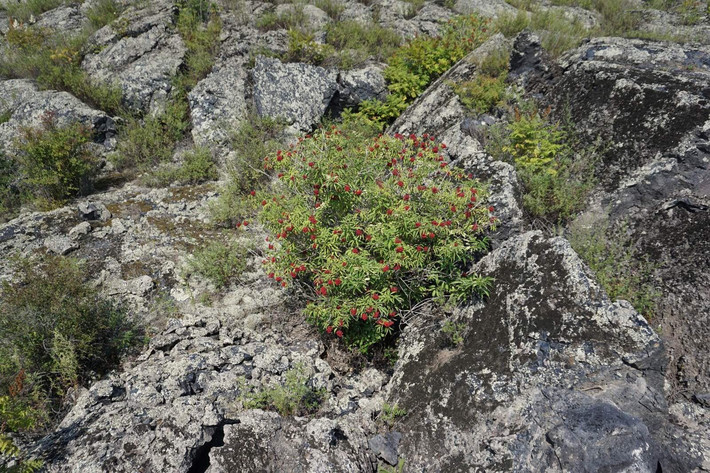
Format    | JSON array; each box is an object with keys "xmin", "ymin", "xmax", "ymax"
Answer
[
  {"xmin": 313, "ymin": 0, "xmax": 345, "ymax": 19},
  {"xmin": 0, "ymin": 255, "xmax": 142, "ymax": 430},
  {"xmin": 0, "ymin": 110, "xmax": 11, "ymax": 124},
  {"xmin": 453, "ymin": 73, "xmax": 508, "ymax": 115},
  {"xmin": 144, "ymin": 147, "xmax": 218, "ymax": 186},
  {"xmin": 239, "ymin": 364, "xmax": 327, "ymax": 416},
  {"xmin": 324, "ymin": 20, "xmax": 402, "ymax": 68},
  {"xmin": 441, "ymin": 320, "xmax": 466, "ymax": 345},
  {"xmin": 185, "ymin": 239, "xmax": 252, "ymax": 288},
  {"xmin": 568, "ymin": 215, "xmax": 659, "ymax": 319},
  {"xmin": 379, "ymin": 403, "xmax": 407, "ymax": 427},
  {"xmin": 283, "ymin": 29, "xmax": 335, "ymax": 64},
  {"xmin": 256, "ymin": 4, "xmax": 309, "ymax": 31},
  {"xmin": 379, "ymin": 459, "xmax": 406, "ymax": 473}
]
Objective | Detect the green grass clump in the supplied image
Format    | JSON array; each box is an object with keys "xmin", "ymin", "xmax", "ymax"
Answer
[
  {"xmin": 0, "ymin": 26, "xmax": 123, "ymax": 115},
  {"xmin": 239, "ymin": 364, "xmax": 327, "ymax": 416},
  {"xmin": 86, "ymin": 0, "xmax": 123, "ymax": 30},
  {"xmin": 0, "ymin": 255, "xmax": 142, "ymax": 433},
  {"xmin": 209, "ymin": 115, "xmax": 286, "ymax": 227},
  {"xmin": 0, "ymin": 0, "xmax": 64, "ymax": 22},
  {"xmin": 144, "ymin": 147, "xmax": 218, "ymax": 187},
  {"xmin": 185, "ymin": 239, "xmax": 251, "ymax": 288},
  {"xmin": 454, "ymin": 74, "xmax": 508, "ymax": 114},
  {"xmin": 313, "ymin": 0, "xmax": 345, "ymax": 19},
  {"xmin": 324, "ymin": 20, "xmax": 402, "ymax": 68},
  {"xmin": 569, "ymin": 217, "xmax": 659, "ymax": 319},
  {"xmin": 256, "ymin": 5, "xmax": 309, "ymax": 31}
]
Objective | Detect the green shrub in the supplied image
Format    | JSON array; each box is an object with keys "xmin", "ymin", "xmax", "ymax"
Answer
[
  {"xmin": 0, "ymin": 0, "xmax": 64, "ymax": 22},
  {"xmin": 283, "ymin": 29, "xmax": 335, "ymax": 64},
  {"xmin": 145, "ymin": 147, "xmax": 218, "ymax": 186},
  {"xmin": 185, "ymin": 239, "xmax": 251, "ymax": 288},
  {"xmin": 253, "ymin": 126, "xmax": 495, "ymax": 352},
  {"xmin": 356, "ymin": 14, "xmax": 492, "ymax": 126},
  {"xmin": 0, "ymin": 255, "xmax": 142, "ymax": 429},
  {"xmin": 569, "ymin": 217, "xmax": 659, "ymax": 319},
  {"xmin": 14, "ymin": 115, "xmax": 97, "ymax": 208},
  {"xmin": 489, "ymin": 108, "xmax": 595, "ymax": 223},
  {"xmin": 239, "ymin": 364, "xmax": 326, "ymax": 416},
  {"xmin": 441, "ymin": 320, "xmax": 466, "ymax": 345},
  {"xmin": 313, "ymin": 0, "xmax": 345, "ymax": 19},
  {"xmin": 209, "ymin": 115, "xmax": 286, "ymax": 227},
  {"xmin": 324, "ymin": 20, "xmax": 402, "ymax": 68}
]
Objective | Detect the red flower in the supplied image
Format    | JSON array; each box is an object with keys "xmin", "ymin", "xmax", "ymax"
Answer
[
  {"xmin": 403, "ymin": 194, "xmax": 410, "ymax": 201},
  {"xmin": 352, "ymin": 248, "xmax": 360, "ymax": 254},
  {"xmin": 361, "ymin": 313, "xmax": 368, "ymax": 321},
  {"xmin": 372, "ymin": 293, "xmax": 380, "ymax": 300},
  {"xmin": 396, "ymin": 246, "xmax": 404, "ymax": 253},
  {"xmin": 431, "ymin": 187, "xmax": 439, "ymax": 194},
  {"xmin": 355, "ymin": 190, "xmax": 362, "ymax": 196},
  {"xmin": 326, "ymin": 326, "xmax": 333, "ymax": 333},
  {"xmin": 350, "ymin": 308, "xmax": 357, "ymax": 316},
  {"xmin": 250, "ymin": 190, "xmax": 256, "ymax": 196},
  {"xmin": 308, "ymin": 162, "xmax": 315, "ymax": 167},
  {"xmin": 336, "ymin": 330, "xmax": 343, "ymax": 338},
  {"xmin": 382, "ymin": 264, "xmax": 390, "ymax": 272},
  {"xmin": 356, "ymin": 229, "xmax": 363, "ymax": 236},
  {"xmin": 243, "ymin": 221, "xmax": 249, "ymax": 226},
  {"xmin": 488, "ymin": 206, "xmax": 495, "ymax": 212},
  {"xmin": 387, "ymin": 209, "xmax": 393, "ymax": 215},
  {"xmin": 393, "ymin": 264, "xmax": 401, "ymax": 271},
  {"xmin": 344, "ymin": 185, "xmax": 351, "ymax": 192},
  {"xmin": 391, "ymin": 287, "xmax": 398, "ymax": 293},
  {"xmin": 397, "ymin": 181, "xmax": 404, "ymax": 187},
  {"xmin": 334, "ymin": 278, "xmax": 342, "ymax": 286}
]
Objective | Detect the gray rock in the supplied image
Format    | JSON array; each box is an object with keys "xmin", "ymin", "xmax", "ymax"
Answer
[
  {"xmin": 34, "ymin": 4, "xmax": 85, "ymax": 35},
  {"xmin": 337, "ymin": 64, "xmax": 387, "ymax": 109},
  {"xmin": 368, "ymin": 432, "xmax": 402, "ymax": 466},
  {"xmin": 78, "ymin": 201, "xmax": 112, "ymax": 221},
  {"xmin": 274, "ymin": 4, "xmax": 331, "ymax": 31},
  {"xmin": 44, "ymin": 235, "xmax": 79, "ymax": 255},
  {"xmin": 452, "ymin": 0, "xmax": 517, "ymax": 17},
  {"xmin": 81, "ymin": 0, "xmax": 186, "ymax": 113},
  {"xmin": 0, "ymin": 79, "xmax": 117, "ymax": 150},
  {"xmin": 252, "ymin": 56, "xmax": 338, "ymax": 131},
  {"xmin": 188, "ymin": 57, "xmax": 248, "ymax": 150},
  {"xmin": 386, "ymin": 231, "xmax": 700, "ymax": 471},
  {"xmin": 69, "ymin": 221, "xmax": 92, "ymax": 238}
]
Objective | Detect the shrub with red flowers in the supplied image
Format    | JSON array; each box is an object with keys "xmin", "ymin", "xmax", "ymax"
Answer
[{"xmin": 252, "ymin": 126, "xmax": 496, "ymax": 352}]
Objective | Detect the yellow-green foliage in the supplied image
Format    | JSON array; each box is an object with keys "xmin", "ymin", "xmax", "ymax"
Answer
[
  {"xmin": 379, "ymin": 403, "xmax": 407, "ymax": 427},
  {"xmin": 253, "ymin": 126, "xmax": 495, "ymax": 352},
  {"xmin": 487, "ymin": 107, "xmax": 596, "ymax": 223},
  {"xmin": 454, "ymin": 74, "xmax": 508, "ymax": 114},
  {"xmin": 324, "ymin": 20, "xmax": 403, "ymax": 68},
  {"xmin": 356, "ymin": 14, "xmax": 492, "ymax": 126}
]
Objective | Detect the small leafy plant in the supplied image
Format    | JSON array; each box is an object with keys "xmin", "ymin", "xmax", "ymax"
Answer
[
  {"xmin": 441, "ymin": 320, "xmax": 466, "ymax": 346},
  {"xmin": 251, "ymin": 125, "xmax": 496, "ymax": 352},
  {"xmin": 185, "ymin": 239, "xmax": 251, "ymax": 288},
  {"xmin": 239, "ymin": 364, "xmax": 326, "ymax": 416},
  {"xmin": 379, "ymin": 403, "xmax": 407, "ymax": 427},
  {"xmin": 356, "ymin": 14, "xmax": 492, "ymax": 126}
]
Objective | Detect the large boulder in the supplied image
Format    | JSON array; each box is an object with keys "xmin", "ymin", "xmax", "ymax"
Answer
[
  {"xmin": 81, "ymin": 0, "xmax": 186, "ymax": 114},
  {"xmin": 385, "ymin": 231, "xmax": 703, "ymax": 471},
  {"xmin": 252, "ymin": 56, "xmax": 338, "ymax": 132},
  {"xmin": 521, "ymin": 35, "xmax": 710, "ymax": 400},
  {"xmin": 0, "ymin": 79, "xmax": 117, "ymax": 149}
]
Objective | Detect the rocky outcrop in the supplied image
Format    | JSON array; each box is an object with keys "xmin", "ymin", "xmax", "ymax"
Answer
[
  {"xmin": 81, "ymin": 0, "xmax": 185, "ymax": 113},
  {"xmin": 0, "ymin": 79, "xmax": 117, "ymax": 148},
  {"xmin": 386, "ymin": 231, "xmax": 701, "ymax": 472}
]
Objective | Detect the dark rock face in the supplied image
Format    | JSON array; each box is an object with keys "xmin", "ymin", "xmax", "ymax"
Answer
[
  {"xmin": 387, "ymin": 232, "xmax": 699, "ymax": 472},
  {"xmin": 522, "ymin": 36, "xmax": 710, "ymax": 401}
]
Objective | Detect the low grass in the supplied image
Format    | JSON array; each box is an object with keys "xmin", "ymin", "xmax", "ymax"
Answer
[
  {"xmin": 0, "ymin": 0, "xmax": 64, "ymax": 22},
  {"xmin": 184, "ymin": 238, "xmax": 252, "ymax": 288},
  {"xmin": 238, "ymin": 364, "xmax": 327, "ymax": 416}
]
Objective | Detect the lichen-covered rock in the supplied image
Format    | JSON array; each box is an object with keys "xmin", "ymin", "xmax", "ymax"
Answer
[
  {"xmin": 336, "ymin": 64, "xmax": 387, "ymax": 109},
  {"xmin": 385, "ymin": 231, "xmax": 701, "ymax": 471},
  {"xmin": 0, "ymin": 79, "xmax": 117, "ymax": 149},
  {"xmin": 252, "ymin": 56, "xmax": 338, "ymax": 131},
  {"xmin": 188, "ymin": 57, "xmax": 248, "ymax": 150},
  {"xmin": 81, "ymin": 0, "xmax": 185, "ymax": 113}
]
